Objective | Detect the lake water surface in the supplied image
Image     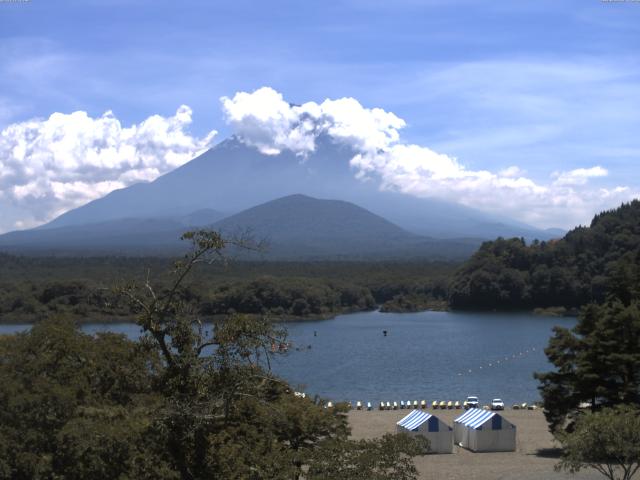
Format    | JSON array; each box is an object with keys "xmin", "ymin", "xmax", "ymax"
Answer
[{"xmin": 0, "ymin": 310, "xmax": 574, "ymax": 406}]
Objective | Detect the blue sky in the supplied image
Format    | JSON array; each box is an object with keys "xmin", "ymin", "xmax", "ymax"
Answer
[{"xmin": 1, "ymin": 0, "xmax": 639, "ymax": 232}]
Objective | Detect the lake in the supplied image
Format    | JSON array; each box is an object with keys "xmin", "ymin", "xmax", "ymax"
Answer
[{"xmin": 0, "ymin": 310, "xmax": 574, "ymax": 406}]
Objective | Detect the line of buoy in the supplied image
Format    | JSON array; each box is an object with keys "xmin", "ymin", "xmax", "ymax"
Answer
[
  {"xmin": 455, "ymin": 346, "xmax": 542, "ymax": 377},
  {"xmin": 294, "ymin": 392, "xmax": 538, "ymax": 411}
]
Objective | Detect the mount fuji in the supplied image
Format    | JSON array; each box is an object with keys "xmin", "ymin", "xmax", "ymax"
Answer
[{"xmin": 0, "ymin": 136, "xmax": 561, "ymax": 258}]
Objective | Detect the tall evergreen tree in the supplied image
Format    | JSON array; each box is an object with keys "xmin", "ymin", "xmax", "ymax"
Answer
[{"xmin": 535, "ymin": 297, "xmax": 640, "ymax": 432}]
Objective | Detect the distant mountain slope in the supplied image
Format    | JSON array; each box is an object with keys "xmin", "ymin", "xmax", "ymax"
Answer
[
  {"xmin": 0, "ymin": 194, "xmax": 481, "ymax": 259},
  {"xmin": 448, "ymin": 200, "xmax": 640, "ymax": 310},
  {"xmin": 214, "ymin": 194, "xmax": 413, "ymax": 242},
  {"xmin": 40, "ymin": 136, "xmax": 561, "ymax": 241},
  {"xmin": 0, "ymin": 210, "xmax": 224, "ymax": 255},
  {"xmin": 211, "ymin": 194, "xmax": 479, "ymax": 259}
]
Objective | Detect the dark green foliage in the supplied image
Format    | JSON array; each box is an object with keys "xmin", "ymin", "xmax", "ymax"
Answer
[
  {"xmin": 0, "ymin": 231, "xmax": 428, "ymax": 479},
  {"xmin": 202, "ymin": 276, "xmax": 376, "ymax": 317},
  {"xmin": 555, "ymin": 406, "xmax": 640, "ymax": 480},
  {"xmin": 307, "ymin": 433, "xmax": 429, "ymax": 480},
  {"xmin": 535, "ymin": 297, "xmax": 640, "ymax": 433},
  {"xmin": 0, "ymin": 316, "xmax": 162, "ymax": 479},
  {"xmin": 449, "ymin": 201, "xmax": 640, "ymax": 310},
  {"xmin": 0, "ymin": 255, "xmax": 456, "ymax": 322}
]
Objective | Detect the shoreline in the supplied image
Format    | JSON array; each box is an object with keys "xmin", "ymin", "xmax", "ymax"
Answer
[{"xmin": 0, "ymin": 304, "xmax": 577, "ymax": 325}]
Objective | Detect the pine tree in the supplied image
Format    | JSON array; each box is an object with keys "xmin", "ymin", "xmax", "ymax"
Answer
[{"xmin": 535, "ymin": 298, "xmax": 640, "ymax": 433}]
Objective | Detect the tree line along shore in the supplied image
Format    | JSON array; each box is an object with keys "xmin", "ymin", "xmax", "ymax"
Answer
[
  {"xmin": 0, "ymin": 257, "xmax": 453, "ymax": 324},
  {"xmin": 3, "ymin": 201, "xmax": 640, "ymax": 325}
]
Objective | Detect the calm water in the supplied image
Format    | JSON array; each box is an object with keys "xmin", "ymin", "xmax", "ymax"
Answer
[{"xmin": 0, "ymin": 310, "xmax": 574, "ymax": 405}]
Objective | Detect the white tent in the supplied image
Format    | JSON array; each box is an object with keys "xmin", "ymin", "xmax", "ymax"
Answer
[
  {"xmin": 454, "ymin": 408, "xmax": 516, "ymax": 452},
  {"xmin": 396, "ymin": 410, "xmax": 453, "ymax": 454}
]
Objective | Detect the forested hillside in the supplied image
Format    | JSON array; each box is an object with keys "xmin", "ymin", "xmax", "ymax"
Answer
[{"xmin": 449, "ymin": 201, "xmax": 640, "ymax": 310}]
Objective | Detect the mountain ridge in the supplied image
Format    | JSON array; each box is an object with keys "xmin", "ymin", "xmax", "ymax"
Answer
[
  {"xmin": 38, "ymin": 137, "xmax": 563, "ymax": 241},
  {"xmin": 0, "ymin": 194, "xmax": 481, "ymax": 259}
]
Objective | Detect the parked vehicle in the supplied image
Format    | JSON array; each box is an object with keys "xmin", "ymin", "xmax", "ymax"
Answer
[
  {"xmin": 491, "ymin": 398, "xmax": 505, "ymax": 410},
  {"xmin": 465, "ymin": 396, "xmax": 479, "ymax": 409}
]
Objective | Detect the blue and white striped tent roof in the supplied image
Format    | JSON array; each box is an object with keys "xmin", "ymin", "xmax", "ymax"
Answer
[
  {"xmin": 397, "ymin": 410, "xmax": 433, "ymax": 431},
  {"xmin": 454, "ymin": 409, "xmax": 500, "ymax": 429}
]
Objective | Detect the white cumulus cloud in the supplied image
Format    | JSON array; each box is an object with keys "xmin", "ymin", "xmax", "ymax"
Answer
[
  {"xmin": 221, "ymin": 87, "xmax": 636, "ymax": 228},
  {"xmin": 0, "ymin": 106, "xmax": 216, "ymax": 230},
  {"xmin": 1, "ymin": 87, "xmax": 634, "ymax": 233},
  {"xmin": 552, "ymin": 166, "xmax": 608, "ymax": 186},
  {"xmin": 221, "ymin": 87, "xmax": 405, "ymax": 157}
]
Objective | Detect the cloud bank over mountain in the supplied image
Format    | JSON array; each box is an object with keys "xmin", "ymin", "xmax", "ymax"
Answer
[
  {"xmin": 0, "ymin": 106, "xmax": 216, "ymax": 230},
  {"xmin": 221, "ymin": 87, "xmax": 636, "ymax": 229},
  {"xmin": 0, "ymin": 86, "xmax": 635, "ymax": 233}
]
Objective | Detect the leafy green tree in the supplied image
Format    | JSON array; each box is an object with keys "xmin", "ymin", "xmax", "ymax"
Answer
[
  {"xmin": 535, "ymin": 298, "xmax": 640, "ymax": 432},
  {"xmin": 0, "ymin": 316, "xmax": 160, "ymax": 480},
  {"xmin": 307, "ymin": 433, "xmax": 428, "ymax": 480},
  {"xmin": 556, "ymin": 406, "xmax": 640, "ymax": 480},
  {"xmin": 0, "ymin": 231, "xmax": 428, "ymax": 479},
  {"xmin": 117, "ymin": 230, "xmax": 427, "ymax": 479}
]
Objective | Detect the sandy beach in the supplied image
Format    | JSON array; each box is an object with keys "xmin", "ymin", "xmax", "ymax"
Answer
[{"xmin": 348, "ymin": 408, "xmax": 602, "ymax": 480}]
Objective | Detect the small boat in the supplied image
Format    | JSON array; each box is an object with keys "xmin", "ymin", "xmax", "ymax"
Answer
[
  {"xmin": 413, "ymin": 400, "xmax": 418, "ymax": 409},
  {"xmin": 367, "ymin": 402, "xmax": 372, "ymax": 411},
  {"xmin": 439, "ymin": 401, "xmax": 446, "ymax": 409},
  {"xmin": 393, "ymin": 401, "xmax": 398, "ymax": 410},
  {"xmin": 432, "ymin": 400, "xmax": 438, "ymax": 409},
  {"xmin": 447, "ymin": 401, "xmax": 453, "ymax": 409},
  {"xmin": 454, "ymin": 401, "xmax": 461, "ymax": 409},
  {"xmin": 420, "ymin": 400, "xmax": 426, "ymax": 409},
  {"xmin": 400, "ymin": 400, "xmax": 405, "ymax": 409},
  {"xmin": 356, "ymin": 401, "xmax": 362, "ymax": 410}
]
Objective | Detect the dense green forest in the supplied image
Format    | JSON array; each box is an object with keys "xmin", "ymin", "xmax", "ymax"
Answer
[
  {"xmin": 0, "ymin": 232, "xmax": 428, "ymax": 479},
  {"xmin": 0, "ymin": 255, "xmax": 454, "ymax": 323},
  {"xmin": 532, "ymin": 232, "xmax": 640, "ymax": 479},
  {"xmin": 2, "ymin": 201, "xmax": 640, "ymax": 323},
  {"xmin": 449, "ymin": 201, "xmax": 640, "ymax": 310}
]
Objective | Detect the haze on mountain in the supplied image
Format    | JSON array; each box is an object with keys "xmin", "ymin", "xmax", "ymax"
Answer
[
  {"xmin": 0, "ymin": 194, "xmax": 479, "ymax": 259},
  {"xmin": 0, "ymin": 136, "xmax": 562, "ymax": 259},
  {"xmin": 43, "ymin": 136, "xmax": 558, "ymax": 238}
]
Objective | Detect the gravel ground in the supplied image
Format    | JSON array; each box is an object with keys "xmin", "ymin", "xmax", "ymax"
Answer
[{"xmin": 348, "ymin": 408, "xmax": 602, "ymax": 480}]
